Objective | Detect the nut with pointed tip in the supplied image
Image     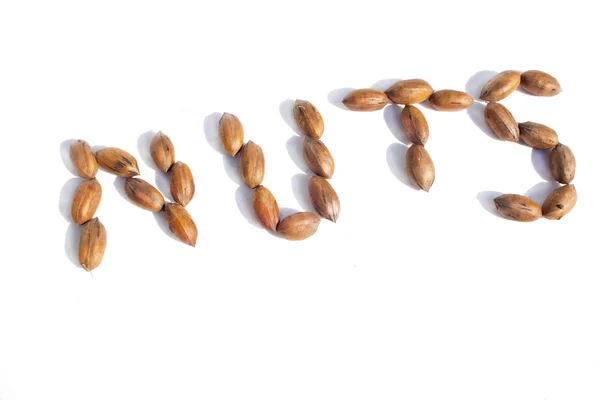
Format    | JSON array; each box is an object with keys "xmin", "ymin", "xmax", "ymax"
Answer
[
  {"xmin": 239, "ymin": 141, "xmax": 265, "ymax": 188},
  {"xmin": 96, "ymin": 147, "xmax": 140, "ymax": 177},
  {"xmin": 302, "ymin": 137, "xmax": 335, "ymax": 179},
  {"xmin": 518, "ymin": 122, "xmax": 558, "ymax": 149},
  {"xmin": 252, "ymin": 185, "xmax": 280, "ymax": 231},
  {"xmin": 294, "ymin": 100, "xmax": 324, "ymax": 139},
  {"xmin": 218, "ymin": 113, "xmax": 244, "ymax": 156},
  {"xmin": 170, "ymin": 161, "xmax": 195, "ymax": 207},
  {"xmin": 550, "ymin": 143, "xmax": 576, "ymax": 184},
  {"xmin": 342, "ymin": 89, "xmax": 389, "ymax": 111},
  {"xmin": 385, "ymin": 79, "xmax": 433, "ymax": 105},
  {"xmin": 79, "ymin": 217, "xmax": 107, "ymax": 272},
  {"xmin": 124, "ymin": 178, "xmax": 165, "ymax": 212},
  {"xmin": 150, "ymin": 132, "xmax": 175, "ymax": 173},
  {"xmin": 429, "ymin": 90, "xmax": 473, "ymax": 111},
  {"xmin": 400, "ymin": 105, "xmax": 429, "ymax": 145},
  {"xmin": 493, "ymin": 194, "xmax": 541, "ymax": 222},
  {"xmin": 277, "ymin": 212, "xmax": 320, "ymax": 241},
  {"xmin": 71, "ymin": 178, "xmax": 102, "ymax": 225},
  {"xmin": 308, "ymin": 176, "xmax": 340, "ymax": 223},
  {"xmin": 484, "ymin": 103, "xmax": 519, "ymax": 142},
  {"xmin": 542, "ymin": 185, "xmax": 577, "ymax": 220},
  {"xmin": 164, "ymin": 203, "xmax": 198, "ymax": 247},
  {"xmin": 480, "ymin": 71, "xmax": 521, "ymax": 102},
  {"xmin": 69, "ymin": 140, "xmax": 98, "ymax": 179},
  {"xmin": 520, "ymin": 70, "xmax": 562, "ymax": 96},
  {"xmin": 406, "ymin": 144, "xmax": 435, "ymax": 192}
]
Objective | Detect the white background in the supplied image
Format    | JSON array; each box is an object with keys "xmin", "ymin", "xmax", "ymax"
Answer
[{"xmin": 1, "ymin": 1, "xmax": 599, "ymax": 399}]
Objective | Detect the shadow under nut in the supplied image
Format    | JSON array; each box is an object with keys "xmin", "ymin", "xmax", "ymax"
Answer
[{"xmin": 302, "ymin": 137, "xmax": 335, "ymax": 179}]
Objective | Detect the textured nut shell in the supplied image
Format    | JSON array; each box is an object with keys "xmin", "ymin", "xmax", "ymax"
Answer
[
  {"xmin": 493, "ymin": 194, "xmax": 541, "ymax": 222},
  {"xmin": 428, "ymin": 90, "xmax": 473, "ymax": 111},
  {"xmin": 252, "ymin": 185, "xmax": 280, "ymax": 231},
  {"xmin": 406, "ymin": 144, "xmax": 435, "ymax": 192},
  {"xmin": 239, "ymin": 141, "xmax": 265, "ymax": 188},
  {"xmin": 96, "ymin": 147, "xmax": 140, "ymax": 177},
  {"xmin": 276, "ymin": 212, "xmax": 320, "ymax": 241},
  {"xmin": 385, "ymin": 79, "xmax": 433, "ymax": 105},
  {"xmin": 484, "ymin": 103, "xmax": 519, "ymax": 142},
  {"xmin": 400, "ymin": 105, "xmax": 429, "ymax": 145},
  {"xmin": 170, "ymin": 161, "xmax": 195, "ymax": 207},
  {"xmin": 542, "ymin": 185, "xmax": 577, "ymax": 220},
  {"xmin": 294, "ymin": 100, "xmax": 324, "ymax": 139},
  {"xmin": 308, "ymin": 176, "xmax": 340, "ymax": 222},
  {"xmin": 520, "ymin": 70, "xmax": 562, "ymax": 96},
  {"xmin": 480, "ymin": 71, "xmax": 521, "ymax": 102},
  {"xmin": 79, "ymin": 217, "xmax": 107, "ymax": 272},
  {"xmin": 125, "ymin": 177, "xmax": 165, "ymax": 212},
  {"xmin": 518, "ymin": 122, "xmax": 559, "ymax": 149},
  {"xmin": 550, "ymin": 143, "xmax": 576, "ymax": 184},
  {"xmin": 302, "ymin": 137, "xmax": 335, "ymax": 179},
  {"xmin": 71, "ymin": 178, "xmax": 102, "ymax": 225},
  {"xmin": 164, "ymin": 203, "xmax": 198, "ymax": 247},
  {"xmin": 150, "ymin": 132, "xmax": 175, "ymax": 173},
  {"xmin": 342, "ymin": 89, "xmax": 389, "ymax": 111},
  {"xmin": 218, "ymin": 113, "xmax": 244, "ymax": 156},
  {"xmin": 69, "ymin": 140, "xmax": 98, "ymax": 179}
]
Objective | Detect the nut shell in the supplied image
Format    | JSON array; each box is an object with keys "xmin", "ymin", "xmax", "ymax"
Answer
[
  {"xmin": 96, "ymin": 147, "xmax": 140, "ymax": 177},
  {"xmin": 218, "ymin": 113, "xmax": 244, "ymax": 156},
  {"xmin": 550, "ymin": 143, "xmax": 576, "ymax": 184},
  {"xmin": 400, "ymin": 105, "xmax": 429, "ymax": 145},
  {"xmin": 252, "ymin": 185, "xmax": 280, "ymax": 231},
  {"xmin": 308, "ymin": 176, "xmax": 340, "ymax": 223},
  {"xmin": 71, "ymin": 178, "xmax": 102, "ymax": 226},
  {"xmin": 170, "ymin": 161, "xmax": 195, "ymax": 207},
  {"xmin": 484, "ymin": 103, "xmax": 519, "ymax": 142},
  {"xmin": 294, "ymin": 100, "xmax": 324, "ymax": 139},
  {"xmin": 342, "ymin": 89, "xmax": 389, "ymax": 111},
  {"xmin": 406, "ymin": 144, "xmax": 435, "ymax": 192},
  {"xmin": 277, "ymin": 212, "xmax": 320, "ymax": 241},
  {"xmin": 150, "ymin": 132, "xmax": 175, "ymax": 173},
  {"xmin": 69, "ymin": 140, "xmax": 98, "ymax": 179},
  {"xmin": 164, "ymin": 203, "xmax": 198, "ymax": 247},
  {"xmin": 302, "ymin": 137, "xmax": 335, "ymax": 179},
  {"xmin": 518, "ymin": 122, "xmax": 559, "ymax": 149},
  {"xmin": 79, "ymin": 217, "xmax": 107, "ymax": 272},
  {"xmin": 239, "ymin": 141, "xmax": 265, "ymax": 188},
  {"xmin": 124, "ymin": 178, "xmax": 165, "ymax": 212},
  {"xmin": 385, "ymin": 79, "xmax": 433, "ymax": 105},
  {"xmin": 493, "ymin": 194, "xmax": 541, "ymax": 222},
  {"xmin": 542, "ymin": 185, "xmax": 577, "ymax": 220},
  {"xmin": 480, "ymin": 71, "xmax": 521, "ymax": 102},
  {"xmin": 429, "ymin": 90, "xmax": 473, "ymax": 111},
  {"xmin": 520, "ymin": 70, "xmax": 562, "ymax": 96}
]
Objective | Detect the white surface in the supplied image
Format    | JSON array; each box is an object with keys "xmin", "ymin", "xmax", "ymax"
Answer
[{"xmin": 1, "ymin": 1, "xmax": 599, "ymax": 399}]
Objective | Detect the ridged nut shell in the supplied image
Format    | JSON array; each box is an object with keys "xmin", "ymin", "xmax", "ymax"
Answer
[
  {"xmin": 302, "ymin": 137, "xmax": 335, "ymax": 179},
  {"xmin": 520, "ymin": 70, "xmax": 562, "ymax": 96},
  {"xmin": 218, "ymin": 113, "xmax": 244, "ymax": 156},
  {"xmin": 252, "ymin": 185, "xmax": 280, "ymax": 231},
  {"xmin": 164, "ymin": 203, "xmax": 198, "ymax": 247},
  {"xmin": 484, "ymin": 103, "xmax": 519, "ymax": 142},
  {"xmin": 308, "ymin": 176, "xmax": 340, "ymax": 223},
  {"xmin": 294, "ymin": 100, "xmax": 324, "ymax": 139},
  {"xmin": 400, "ymin": 105, "xmax": 429, "ymax": 145},
  {"xmin": 79, "ymin": 217, "xmax": 107, "ymax": 272},
  {"xmin": 276, "ymin": 212, "xmax": 320, "ymax": 241},
  {"xmin": 518, "ymin": 122, "xmax": 559, "ymax": 149},
  {"xmin": 480, "ymin": 71, "xmax": 521, "ymax": 102},
  {"xmin": 542, "ymin": 185, "xmax": 577, "ymax": 220},
  {"xmin": 428, "ymin": 90, "xmax": 473, "ymax": 111},
  {"xmin": 342, "ymin": 89, "xmax": 389, "ymax": 111},
  {"xmin": 71, "ymin": 178, "xmax": 102, "ymax": 225},
  {"xmin": 550, "ymin": 143, "xmax": 576, "ymax": 184},
  {"xmin": 124, "ymin": 177, "xmax": 165, "ymax": 212},
  {"xmin": 239, "ymin": 141, "xmax": 265, "ymax": 188},
  {"xmin": 406, "ymin": 144, "xmax": 435, "ymax": 192},
  {"xmin": 385, "ymin": 79, "xmax": 433, "ymax": 105},
  {"xmin": 69, "ymin": 140, "xmax": 98, "ymax": 179},
  {"xmin": 170, "ymin": 161, "xmax": 195, "ymax": 207},
  {"xmin": 96, "ymin": 147, "xmax": 140, "ymax": 177},
  {"xmin": 493, "ymin": 194, "xmax": 541, "ymax": 222},
  {"xmin": 150, "ymin": 131, "xmax": 175, "ymax": 172}
]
